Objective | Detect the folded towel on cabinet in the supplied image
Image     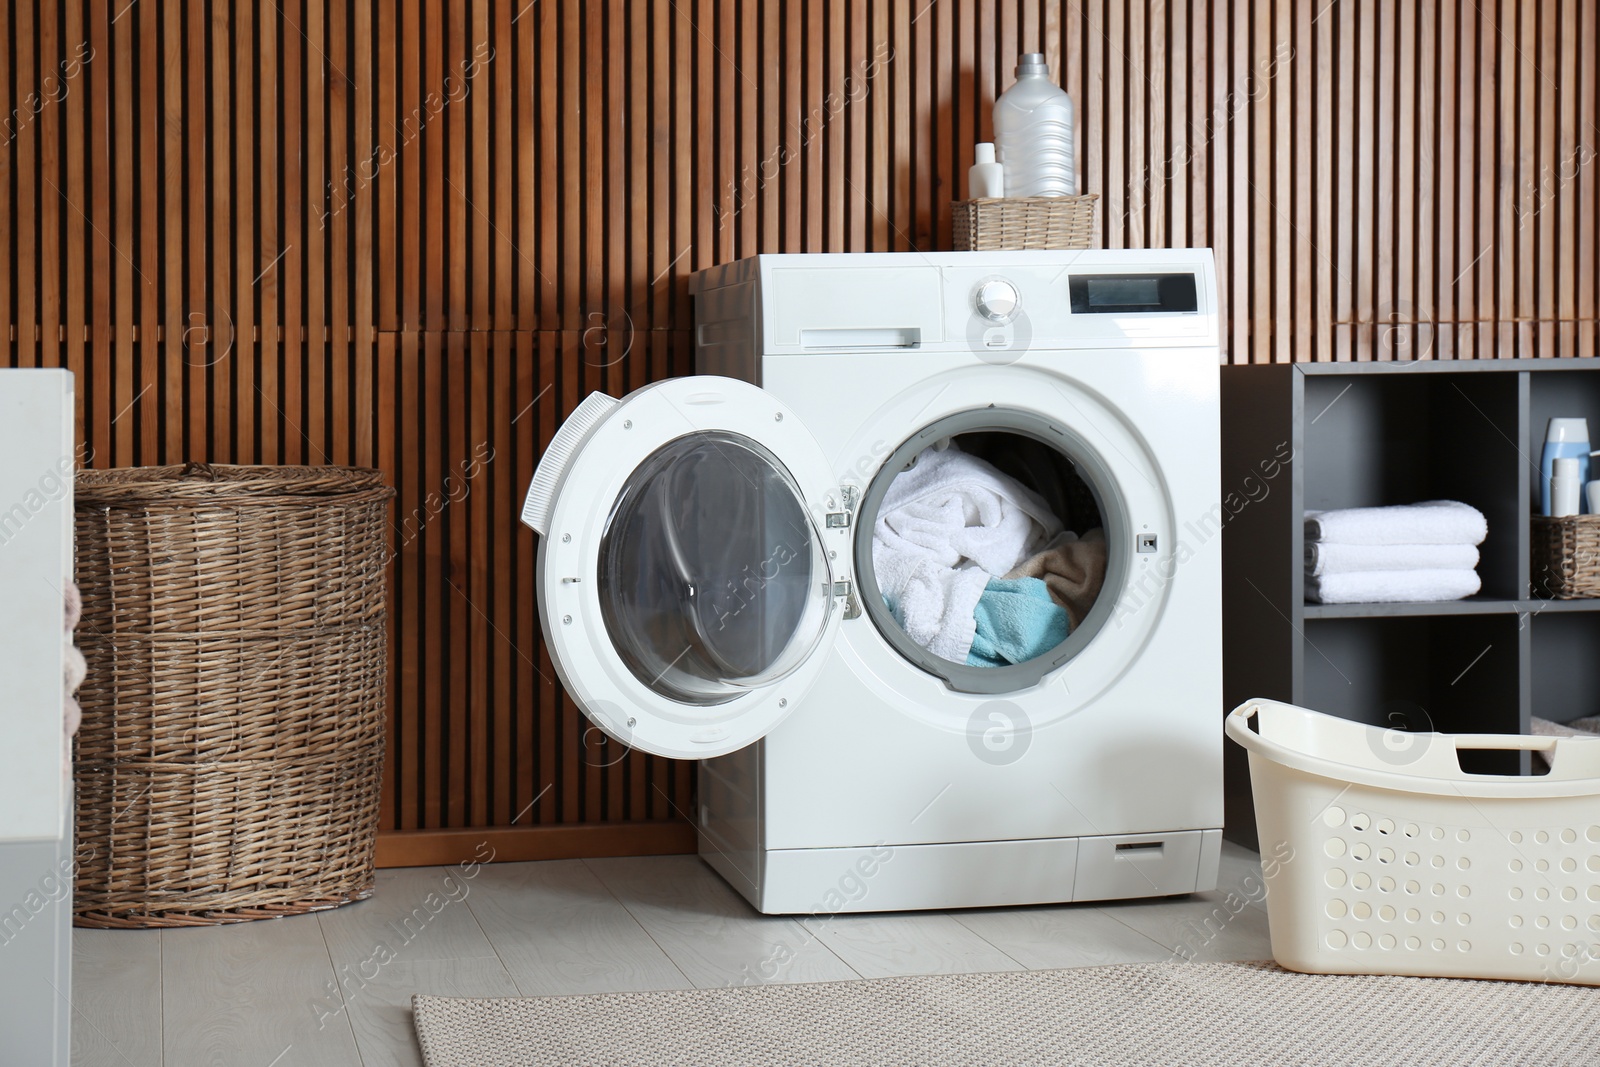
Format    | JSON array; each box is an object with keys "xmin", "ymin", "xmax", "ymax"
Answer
[
  {"xmin": 1004, "ymin": 528, "xmax": 1108, "ymax": 629},
  {"xmin": 1305, "ymin": 541, "xmax": 1480, "ymax": 577},
  {"xmin": 966, "ymin": 577, "xmax": 1071, "ymax": 668},
  {"xmin": 1305, "ymin": 569, "xmax": 1481, "ymax": 605},
  {"xmin": 1304, "ymin": 501, "xmax": 1487, "ymax": 547}
]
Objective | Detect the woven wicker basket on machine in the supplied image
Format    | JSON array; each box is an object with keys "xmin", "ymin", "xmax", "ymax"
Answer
[
  {"xmin": 952, "ymin": 194, "xmax": 1098, "ymax": 251},
  {"xmin": 72, "ymin": 463, "xmax": 394, "ymax": 928},
  {"xmin": 1531, "ymin": 514, "xmax": 1600, "ymax": 599}
]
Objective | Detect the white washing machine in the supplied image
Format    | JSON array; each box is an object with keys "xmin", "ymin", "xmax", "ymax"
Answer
[{"xmin": 523, "ymin": 249, "xmax": 1222, "ymax": 914}]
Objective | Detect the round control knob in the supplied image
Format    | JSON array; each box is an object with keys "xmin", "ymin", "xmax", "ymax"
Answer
[{"xmin": 975, "ymin": 279, "xmax": 1020, "ymax": 323}]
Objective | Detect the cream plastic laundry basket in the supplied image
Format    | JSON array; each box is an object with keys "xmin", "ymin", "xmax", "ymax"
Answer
[{"xmin": 1227, "ymin": 699, "xmax": 1600, "ymax": 985}]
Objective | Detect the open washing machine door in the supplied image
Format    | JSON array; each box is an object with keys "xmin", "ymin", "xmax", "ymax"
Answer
[{"xmin": 521, "ymin": 376, "xmax": 851, "ymax": 760}]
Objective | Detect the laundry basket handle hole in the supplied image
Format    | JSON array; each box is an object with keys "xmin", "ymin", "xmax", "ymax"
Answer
[{"xmin": 1452, "ymin": 734, "xmax": 1556, "ymax": 777}]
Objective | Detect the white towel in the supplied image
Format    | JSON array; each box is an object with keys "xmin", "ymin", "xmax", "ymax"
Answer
[
  {"xmin": 1304, "ymin": 501, "xmax": 1487, "ymax": 547},
  {"xmin": 873, "ymin": 444, "xmax": 1061, "ymax": 662},
  {"xmin": 1306, "ymin": 541, "xmax": 1481, "ymax": 577},
  {"xmin": 1305, "ymin": 569, "xmax": 1481, "ymax": 605}
]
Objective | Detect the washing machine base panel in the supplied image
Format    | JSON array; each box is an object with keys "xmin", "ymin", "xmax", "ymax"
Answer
[{"xmin": 700, "ymin": 828, "xmax": 1222, "ymax": 915}]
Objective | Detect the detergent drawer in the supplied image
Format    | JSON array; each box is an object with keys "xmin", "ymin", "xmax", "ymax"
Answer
[{"xmin": 1073, "ymin": 829, "xmax": 1216, "ymax": 901}]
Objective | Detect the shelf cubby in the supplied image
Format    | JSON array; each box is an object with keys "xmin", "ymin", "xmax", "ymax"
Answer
[{"xmin": 1222, "ymin": 359, "xmax": 1600, "ymax": 847}]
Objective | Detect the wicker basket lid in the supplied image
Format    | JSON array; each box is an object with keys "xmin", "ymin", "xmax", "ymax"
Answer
[{"xmin": 76, "ymin": 462, "xmax": 392, "ymax": 503}]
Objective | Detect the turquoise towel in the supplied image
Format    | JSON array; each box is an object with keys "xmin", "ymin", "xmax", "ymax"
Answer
[{"xmin": 967, "ymin": 577, "xmax": 1070, "ymax": 667}]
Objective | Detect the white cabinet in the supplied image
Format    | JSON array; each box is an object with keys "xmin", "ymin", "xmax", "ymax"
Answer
[{"xmin": 0, "ymin": 369, "xmax": 76, "ymax": 1065}]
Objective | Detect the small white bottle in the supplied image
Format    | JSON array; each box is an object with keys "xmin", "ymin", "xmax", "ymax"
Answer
[
  {"xmin": 1552, "ymin": 457, "xmax": 1582, "ymax": 518},
  {"xmin": 993, "ymin": 53, "xmax": 1076, "ymax": 197},
  {"xmin": 968, "ymin": 143, "xmax": 1004, "ymax": 199}
]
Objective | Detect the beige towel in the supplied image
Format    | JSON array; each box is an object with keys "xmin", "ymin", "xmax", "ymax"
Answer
[{"xmin": 1004, "ymin": 528, "xmax": 1107, "ymax": 629}]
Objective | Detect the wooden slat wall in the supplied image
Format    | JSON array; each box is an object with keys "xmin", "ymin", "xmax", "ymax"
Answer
[{"xmin": 5, "ymin": 0, "xmax": 1598, "ymax": 864}]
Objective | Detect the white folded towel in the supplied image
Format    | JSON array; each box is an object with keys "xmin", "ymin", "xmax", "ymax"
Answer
[
  {"xmin": 873, "ymin": 443, "xmax": 1061, "ymax": 661},
  {"xmin": 1305, "ymin": 501, "xmax": 1487, "ymax": 547},
  {"xmin": 1305, "ymin": 569, "xmax": 1481, "ymax": 605},
  {"xmin": 1306, "ymin": 541, "xmax": 1481, "ymax": 577}
]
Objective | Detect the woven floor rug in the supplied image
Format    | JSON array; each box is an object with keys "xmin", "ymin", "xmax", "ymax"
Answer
[{"xmin": 412, "ymin": 960, "xmax": 1600, "ymax": 1066}]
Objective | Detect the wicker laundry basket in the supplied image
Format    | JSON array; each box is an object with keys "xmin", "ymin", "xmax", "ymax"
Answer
[
  {"xmin": 1531, "ymin": 515, "xmax": 1600, "ymax": 599},
  {"xmin": 72, "ymin": 463, "xmax": 394, "ymax": 928},
  {"xmin": 952, "ymin": 194, "xmax": 1098, "ymax": 250}
]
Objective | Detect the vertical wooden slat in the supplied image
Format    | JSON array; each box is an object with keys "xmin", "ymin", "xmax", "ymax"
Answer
[
  {"xmin": 112, "ymin": 0, "xmax": 136, "ymax": 459},
  {"xmin": 353, "ymin": 0, "xmax": 374, "ymax": 467},
  {"xmin": 1229, "ymin": 0, "xmax": 1248, "ymax": 361},
  {"xmin": 492, "ymin": 0, "xmax": 513, "ymax": 329},
  {"xmin": 398, "ymin": 328, "xmax": 421, "ymax": 828},
  {"xmin": 1268, "ymin": 0, "xmax": 1288, "ymax": 364},
  {"xmin": 1086, "ymin": 0, "xmax": 1103, "ymax": 248},
  {"xmin": 1395, "ymin": 1, "xmax": 1416, "ymax": 361},
  {"xmin": 1508, "ymin": 0, "xmax": 1531, "ymax": 359},
  {"xmin": 87, "ymin": 0, "xmax": 109, "ymax": 445},
  {"xmin": 375, "ymin": 328, "xmax": 397, "ymax": 830},
  {"xmin": 1474, "ymin": 0, "xmax": 1496, "ymax": 358},
  {"xmin": 1314, "ymin": 0, "xmax": 1333, "ymax": 362},
  {"xmin": 1579, "ymin": 0, "xmax": 1597, "ymax": 360},
  {"xmin": 61, "ymin": 0, "xmax": 86, "ymax": 420},
  {"xmin": 260, "ymin": 2, "xmax": 281, "ymax": 461},
  {"xmin": 1435, "ymin": 0, "xmax": 1457, "ymax": 361},
  {"xmin": 1125, "ymin": 0, "xmax": 1144, "ymax": 250},
  {"xmin": 1354, "ymin": 0, "xmax": 1375, "ymax": 359},
  {"xmin": 1294, "ymin": 0, "xmax": 1312, "ymax": 361},
  {"xmin": 1555, "ymin": 0, "xmax": 1578, "ymax": 359},
  {"xmin": 328, "ymin": 0, "xmax": 349, "ymax": 461},
  {"xmin": 306, "ymin": 0, "xmax": 327, "ymax": 454},
  {"xmin": 137, "ymin": 1, "xmax": 160, "ymax": 461},
  {"xmin": 13, "ymin": 0, "xmax": 35, "ymax": 365},
  {"xmin": 235, "ymin": 0, "xmax": 255, "ymax": 461},
  {"xmin": 1374, "ymin": 0, "xmax": 1395, "ymax": 360},
  {"xmin": 1455, "ymin": 0, "xmax": 1477, "ymax": 360},
  {"xmin": 1415, "ymin": 0, "xmax": 1436, "ymax": 362},
  {"xmin": 1334, "ymin": 0, "xmax": 1355, "ymax": 361},
  {"xmin": 0, "ymin": 0, "xmax": 10, "ymax": 354},
  {"xmin": 209, "ymin": 1, "xmax": 231, "ymax": 457},
  {"xmin": 1536, "ymin": 0, "xmax": 1558, "ymax": 357},
  {"xmin": 38, "ymin": 0, "xmax": 60, "ymax": 373}
]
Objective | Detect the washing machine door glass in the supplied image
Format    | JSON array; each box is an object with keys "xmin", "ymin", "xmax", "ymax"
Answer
[
  {"xmin": 527, "ymin": 376, "xmax": 848, "ymax": 761},
  {"xmin": 599, "ymin": 431, "xmax": 829, "ymax": 705}
]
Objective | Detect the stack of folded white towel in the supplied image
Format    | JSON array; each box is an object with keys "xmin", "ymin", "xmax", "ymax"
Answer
[{"xmin": 1304, "ymin": 500, "xmax": 1487, "ymax": 604}]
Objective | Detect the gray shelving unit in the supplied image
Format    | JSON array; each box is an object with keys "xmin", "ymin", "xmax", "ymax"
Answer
[{"xmin": 1221, "ymin": 359, "xmax": 1600, "ymax": 848}]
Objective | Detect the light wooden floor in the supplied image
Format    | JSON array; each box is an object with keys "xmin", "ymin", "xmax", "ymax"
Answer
[{"xmin": 70, "ymin": 842, "xmax": 1268, "ymax": 1066}]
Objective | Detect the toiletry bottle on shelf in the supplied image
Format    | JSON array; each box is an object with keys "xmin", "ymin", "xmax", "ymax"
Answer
[
  {"xmin": 1552, "ymin": 458, "xmax": 1582, "ymax": 518},
  {"xmin": 968, "ymin": 143, "xmax": 1005, "ymax": 199},
  {"xmin": 993, "ymin": 53, "xmax": 1075, "ymax": 197},
  {"xmin": 1541, "ymin": 418, "xmax": 1591, "ymax": 516}
]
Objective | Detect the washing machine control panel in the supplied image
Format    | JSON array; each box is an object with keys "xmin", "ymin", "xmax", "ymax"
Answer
[{"xmin": 974, "ymin": 279, "xmax": 1021, "ymax": 324}]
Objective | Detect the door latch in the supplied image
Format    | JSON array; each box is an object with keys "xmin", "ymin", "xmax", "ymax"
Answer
[{"xmin": 826, "ymin": 484, "xmax": 861, "ymax": 529}]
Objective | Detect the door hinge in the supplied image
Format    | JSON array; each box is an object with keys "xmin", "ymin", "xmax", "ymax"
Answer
[{"xmin": 831, "ymin": 578, "xmax": 862, "ymax": 620}]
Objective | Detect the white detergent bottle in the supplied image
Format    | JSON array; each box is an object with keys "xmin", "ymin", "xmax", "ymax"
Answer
[{"xmin": 993, "ymin": 53, "xmax": 1076, "ymax": 197}]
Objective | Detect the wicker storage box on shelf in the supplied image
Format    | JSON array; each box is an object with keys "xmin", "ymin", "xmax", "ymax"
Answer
[
  {"xmin": 1531, "ymin": 515, "xmax": 1600, "ymax": 599},
  {"xmin": 72, "ymin": 463, "xmax": 394, "ymax": 928},
  {"xmin": 952, "ymin": 194, "xmax": 1098, "ymax": 250}
]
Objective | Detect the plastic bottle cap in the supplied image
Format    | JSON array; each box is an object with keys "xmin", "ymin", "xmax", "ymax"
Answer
[
  {"xmin": 1015, "ymin": 52, "xmax": 1049, "ymax": 77},
  {"xmin": 1555, "ymin": 457, "xmax": 1581, "ymax": 477},
  {"xmin": 1546, "ymin": 417, "xmax": 1590, "ymax": 443},
  {"xmin": 975, "ymin": 143, "xmax": 996, "ymax": 164}
]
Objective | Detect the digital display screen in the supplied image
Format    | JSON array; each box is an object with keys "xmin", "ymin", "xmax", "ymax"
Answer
[
  {"xmin": 1068, "ymin": 273, "xmax": 1199, "ymax": 315},
  {"xmin": 1087, "ymin": 277, "xmax": 1161, "ymax": 306}
]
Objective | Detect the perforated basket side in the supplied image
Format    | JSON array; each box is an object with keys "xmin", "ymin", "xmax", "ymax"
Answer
[{"xmin": 521, "ymin": 391, "xmax": 619, "ymax": 534}]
